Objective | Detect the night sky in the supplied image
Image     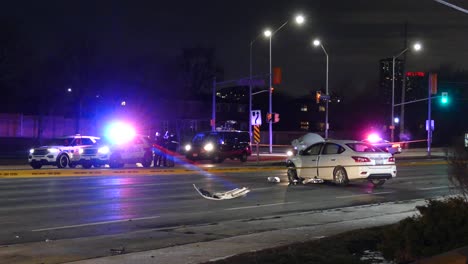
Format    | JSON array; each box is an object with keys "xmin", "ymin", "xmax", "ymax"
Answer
[{"xmin": 2, "ymin": 0, "xmax": 468, "ymax": 99}]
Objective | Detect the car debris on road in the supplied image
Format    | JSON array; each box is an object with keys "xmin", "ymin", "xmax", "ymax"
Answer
[{"xmin": 193, "ymin": 184, "xmax": 250, "ymax": 200}]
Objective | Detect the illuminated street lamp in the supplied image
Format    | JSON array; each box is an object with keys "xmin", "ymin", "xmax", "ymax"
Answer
[
  {"xmin": 312, "ymin": 39, "xmax": 329, "ymax": 139},
  {"xmin": 391, "ymin": 42, "xmax": 422, "ymax": 142},
  {"xmin": 263, "ymin": 14, "xmax": 305, "ymax": 153},
  {"xmin": 67, "ymin": 88, "xmax": 72, "ymax": 93}
]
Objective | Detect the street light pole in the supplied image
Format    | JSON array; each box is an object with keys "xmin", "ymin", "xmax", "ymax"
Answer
[
  {"xmin": 313, "ymin": 40, "xmax": 329, "ymax": 138},
  {"xmin": 263, "ymin": 15, "xmax": 305, "ymax": 153},
  {"xmin": 390, "ymin": 42, "xmax": 421, "ymax": 142},
  {"xmin": 249, "ymin": 41, "xmax": 253, "ymax": 142},
  {"xmin": 268, "ymin": 35, "xmax": 273, "ymax": 154}
]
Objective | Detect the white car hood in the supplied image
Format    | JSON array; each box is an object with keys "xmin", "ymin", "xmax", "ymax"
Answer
[
  {"xmin": 291, "ymin": 133, "xmax": 325, "ymax": 152},
  {"xmin": 34, "ymin": 145, "xmax": 65, "ymax": 149}
]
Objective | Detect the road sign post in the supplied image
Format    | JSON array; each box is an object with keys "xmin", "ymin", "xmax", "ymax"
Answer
[{"xmin": 253, "ymin": 125, "xmax": 260, "ymax": 164}]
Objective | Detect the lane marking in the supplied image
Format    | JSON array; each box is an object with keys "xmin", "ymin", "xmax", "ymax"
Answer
[
  {"xmin": 32, "ymin": 215, "xmax": 160, "ymax": 232},
  {"xmin": 418, "ymin": 186, "xmax": 449, "ymax": 190},
  {"xmin": 224, "ymin": 202, "xmax": 298, "ymax": 211},
  {"xmin": 336, "ymin": 191, "xmax": 394, "ymax": 199}
]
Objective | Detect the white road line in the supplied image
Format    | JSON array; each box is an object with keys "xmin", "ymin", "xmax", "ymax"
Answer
[
  {"xmin": 418, "ymin": 186, "xmax": 448, "ymax": 190},
  {"xmin": 32, "ymin": 215, "xmax": 160, "ymax": 232},
  {"xmin": 336, "ymin": 191, "xmax": 394, "ymax": 199},
  {"xmin": 224, "ymin": 202, "xmax": 298, "ymax": 211}
]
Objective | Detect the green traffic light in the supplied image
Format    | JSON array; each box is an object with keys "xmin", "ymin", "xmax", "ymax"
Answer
[{"xmin": 440, "ymin": 92, "xmax": 449, "ymax": 105}]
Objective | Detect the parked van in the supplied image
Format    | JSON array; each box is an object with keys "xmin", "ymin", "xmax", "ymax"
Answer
[{"xmin": 184, "ymin": 131, "xmax": 251, "ymax": 163}]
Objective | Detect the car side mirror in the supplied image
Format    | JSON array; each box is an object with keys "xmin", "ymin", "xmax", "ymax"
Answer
[{"xmin": 298, "ymin": 150, "xmax": 304, "ymax": 156}]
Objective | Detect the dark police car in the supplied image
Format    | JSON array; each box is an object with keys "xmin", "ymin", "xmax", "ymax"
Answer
[{"xmin": 184, "ymin": 130, "xmax": 251, "ymax": 163}]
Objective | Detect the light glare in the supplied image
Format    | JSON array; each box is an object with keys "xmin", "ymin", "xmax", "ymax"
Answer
[
  {"xmin": 295, "ymin": 15, "xmax": 305, "ymax": 24},
  {"xmin": 313, "ymin": 39, "xmax": 320, "ymax": 46},
  {"xmin": 264, "ymin": 30, "xmax": 272, "ymax": 37},
  {"xmin": 367, "ymin": 133, "xmax": 382, "ymax": 143},
  {"xmin": 98, "ymin": 146, "xmax": 110, "ymax": 154},
  {"xmin": 106, "ymin": 122, "xmax": 136, "ymax": 145},
  {"xmin": 413, "ymin": 43, "xmax": 422, "ymax": 51}
]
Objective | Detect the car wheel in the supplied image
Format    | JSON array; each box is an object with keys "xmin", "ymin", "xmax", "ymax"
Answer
[
  {"xmin": 57, "ymin": 154, "xmax": 69, "ymax": 168},
  {"xmin": 82, "ymin": 161, "xmax": 92, "ymax": 169},
  {"xmin": 333, "ymin": 166, "xmax": 349, "ymax": 186},
  {"xmin": 239, "ymin": 152, "xmax": 248, "ymax": 162},
  {"xmin": 142, "ymin": 151, "xmax": 153, "ymax": 168},
  {"xmin": 109, "ymin": 153, "xmax": 123, "ymax": 168},
  {"xmin": 370, "ymin": 179, "xmax": 386, "ymax": 187},
  {"xmin": 287, "ymin": 164, "xmax": 301, "ymax": 184},
  {"xmin": 30, "ymin": 162, "xmax": 42, "ymax": 169}
]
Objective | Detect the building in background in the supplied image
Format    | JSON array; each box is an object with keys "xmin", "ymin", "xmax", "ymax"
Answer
[{"xmin": 379, "ymin": 58, "xmax": 405, "ymax": 105}]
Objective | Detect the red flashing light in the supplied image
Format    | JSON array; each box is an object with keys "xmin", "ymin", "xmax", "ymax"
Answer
[
  {"xmin": 352, "ymin": 156, "xmax": 371, "ymax": 162},
  {"xmin": 388, "ymin": 157, "xmax": 395, "ymax": 162},
  {"xmin": 367, "ymin": 133, "xmax": 381, "ymax": 143},
  {"xmin": 406, "ymin": 72, "xmax": 425, "ymax": 77}
]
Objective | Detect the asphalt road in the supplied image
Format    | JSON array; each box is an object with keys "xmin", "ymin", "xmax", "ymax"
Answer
[{"xmin": 0, "ymin": 159, "xmax": 453, "ymax": 263}]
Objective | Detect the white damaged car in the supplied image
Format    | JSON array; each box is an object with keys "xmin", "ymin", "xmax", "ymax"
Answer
[{"xmin": 286, "ymin": 139, "xmax": 396, "ymax": 187}]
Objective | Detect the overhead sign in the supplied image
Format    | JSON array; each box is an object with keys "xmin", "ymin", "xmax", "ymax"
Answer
[
  {"xmin": 251, "ymin": 110, "xmax": 262, "ymax": 126},
  {"xmin": 238, "ymin": 79, "xmax": 265, "ymax": 87}
]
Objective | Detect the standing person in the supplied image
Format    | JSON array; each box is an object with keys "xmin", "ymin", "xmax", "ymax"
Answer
[
  {"xmin": 153, "ymin": 132, "xmax": 164, "ymax": 167},
  {"xmin": 166, "ymin": 131, "xmax": 178, "ymax": 167},
  {"xmin": 160, "ymin": 131, "xmax": 170, "ymax": 166}
]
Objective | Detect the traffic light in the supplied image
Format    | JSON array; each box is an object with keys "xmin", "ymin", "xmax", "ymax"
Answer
[
  {"xmin": 273, "ymin": 67, "xmax": 282, "ymax": 85},
  {"xmin": 273, "ymin": 113, "xmax": 280, "ymax": 123},
  {"xmin": 266, "ymin": 113, "xmax": 272, "ymax": 122},
  {"xmin": 440, "ymin": 92, "xmax": 449, "ymax": 105},
  {"xmin": 315, "ymin": 91, "xmax": 321, "ymax": 104}
]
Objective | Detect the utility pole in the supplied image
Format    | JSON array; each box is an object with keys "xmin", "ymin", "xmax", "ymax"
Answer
[{"xmin": 400, "ymin": 22, "xmax": 408, "ymax": 142}]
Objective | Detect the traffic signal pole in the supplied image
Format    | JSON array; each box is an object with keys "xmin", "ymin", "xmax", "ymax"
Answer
[{"xmin": 427, "ymin": 82, "xmax": 432, "ymax": 157}]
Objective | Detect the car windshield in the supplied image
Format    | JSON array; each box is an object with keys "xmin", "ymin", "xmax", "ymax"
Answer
[
  {"xmin": 192, "ymin": 133, "xmax": 220, "ymax": 145},
  {"xmin": 346, "ymin": 143, "xmax": 383, "ymax": 153},
  {"xmin": 44, "ymin": 137, "xmax": 75, "ymax": 146}
]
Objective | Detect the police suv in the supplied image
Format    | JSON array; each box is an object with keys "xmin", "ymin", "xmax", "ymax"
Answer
[
  {"xmin": 78, "ymin": 135, "xmax": 154, "ymax": 168},
  {"xmin": 28, "ymin": 135, "xmax": 100, "ymax": 169}
]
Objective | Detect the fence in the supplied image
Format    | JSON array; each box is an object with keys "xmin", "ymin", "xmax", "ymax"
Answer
[{"xmin": 0, "ymin": 113, "xmax": 98, "ymax": 138}]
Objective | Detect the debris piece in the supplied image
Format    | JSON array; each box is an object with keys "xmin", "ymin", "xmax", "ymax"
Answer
[
  {"xmin": 302, "ymin": 178, "xmax": 324, "ymax": 184},
  {"xmin": 110, "ymin": 247, "xmax": 126, "ymax": 255},
  {"xmin": 193, "ymin": 184, "xmax": 250, "ymax": 200},
  {"xmin": 267, "ymin": 177, "xmax": 281, "ymax": 183}
]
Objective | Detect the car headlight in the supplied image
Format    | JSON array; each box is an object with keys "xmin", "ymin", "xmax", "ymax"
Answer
[
  {"xmin": 48, "ymin": 148, "xmax": 60, "ymax": 153},
  {"xmin": 78, "ymin": 149, "xmax": 84, "ymax": 154},
  {"xmin": 286, "ymin": 150, "xmax": 294, "ymax": 157},
  {"xmin": 184, "ymin": 144, "xmax": 191, "ymax": 151},
  {"xmin": 203, "ymin": 143, "xmax": 214, "ymax": 152},
  {"xmin": 29, "ymin": 149, "xmax": 34, "ymax": 154},
  {"xmin": 98, "ymin": 146, "xmax": 110, "ymax": 154}
]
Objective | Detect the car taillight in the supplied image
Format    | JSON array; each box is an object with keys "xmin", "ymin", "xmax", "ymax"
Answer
[
  {"xmin": 388, "ymin": 156, "xmax": 395, "ymax": 162},
  {"xmin": 352, "ymin": 156, "xmax": 371, "ymax": 162}
]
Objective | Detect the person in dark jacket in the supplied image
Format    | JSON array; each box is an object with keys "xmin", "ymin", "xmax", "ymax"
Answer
[{"xmin": 153, "ymin": 132, "xmax": 164, "ymax": 167}]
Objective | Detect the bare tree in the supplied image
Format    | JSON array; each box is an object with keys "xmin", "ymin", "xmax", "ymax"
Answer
[
  {"xmin": 447, "ymin": 136, "xmax": 468, "ymax": 198},
  {"xmin": 180, "ymin": 46, "xmax": 223, "ymax": 98}
]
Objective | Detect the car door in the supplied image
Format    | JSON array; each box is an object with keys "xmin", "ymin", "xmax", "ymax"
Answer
[
  {"xmin": 318, "ymin": 143, "xmax": 346, "ymax": 180},
  {"xmin": 298, "ymin": 143, "xmax": 323, "ymax": 178}
]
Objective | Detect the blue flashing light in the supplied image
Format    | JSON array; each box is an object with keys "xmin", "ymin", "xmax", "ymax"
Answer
[{"xmin": 105, "ymin": 122, "xmax": 136, "ymax": 145}]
